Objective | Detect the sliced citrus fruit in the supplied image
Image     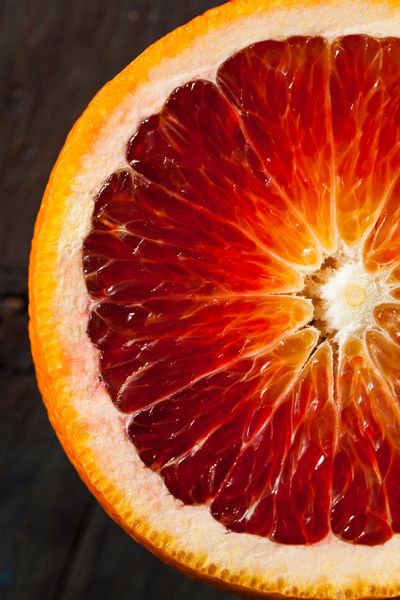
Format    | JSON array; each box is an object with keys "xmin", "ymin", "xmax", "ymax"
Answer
[{"xmin": 29, "ymin": 1, "xmax": 400, "ymax": 598}]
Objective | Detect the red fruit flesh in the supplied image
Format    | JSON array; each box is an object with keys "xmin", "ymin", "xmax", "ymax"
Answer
[{"xmin": 83, "ymin": 36, "xmax": 400, "ymax": 545}]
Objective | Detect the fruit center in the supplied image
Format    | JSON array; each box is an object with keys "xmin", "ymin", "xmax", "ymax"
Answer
[{"xmin": 306, "ymin": 255, "xmax": 390, "ymax": 343}]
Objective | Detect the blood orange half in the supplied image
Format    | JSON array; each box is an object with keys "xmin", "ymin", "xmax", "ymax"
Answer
[{"xmin": 29, "ymin": 1, "xmax": 400, "ymax": 598}]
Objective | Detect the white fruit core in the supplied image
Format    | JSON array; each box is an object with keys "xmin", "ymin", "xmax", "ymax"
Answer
[{"xmin": 305, "ymin": 251, "xmax": 391, "ymax": 344}]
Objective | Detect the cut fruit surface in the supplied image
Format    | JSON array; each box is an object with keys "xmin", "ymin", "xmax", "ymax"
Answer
[
  {"xmin": 29, "ymin": 1, "xmax": 400, "ymax": 598},
  {"xmin": 83, "ymin": 30, "xmax": 400, "ymax": 547}
]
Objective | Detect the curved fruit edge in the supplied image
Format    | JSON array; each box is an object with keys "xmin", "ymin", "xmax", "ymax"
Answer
[{"xmin": 28, "ymin": 0, "xmax": 400, "ymax": 598}]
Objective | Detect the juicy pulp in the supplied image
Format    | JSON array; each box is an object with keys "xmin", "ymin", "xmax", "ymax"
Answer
[{"xmin": 83, "ymin": 35, "xmax": 400, "ymax": 546}]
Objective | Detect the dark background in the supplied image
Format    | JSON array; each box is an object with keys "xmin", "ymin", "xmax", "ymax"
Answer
[{"xmin": 0, "ymin": 1, "xmax": 243, "ymax": 598}]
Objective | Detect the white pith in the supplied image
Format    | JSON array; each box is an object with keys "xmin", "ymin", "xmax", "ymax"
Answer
[
  {"xmin": 47, "ymin": 1, "xmax": 400, "ymax": 596},
  {"xmin": 321, "ymin": 260, "xmax": 383, "ymax": 339},
  {"xmin": 305, "ymin": 245, "xmax": 395, "ymax": 345}
]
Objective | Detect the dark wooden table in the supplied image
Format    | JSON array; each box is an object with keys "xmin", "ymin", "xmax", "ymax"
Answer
[{"xmin": 0, "ymin": 2, "xmax": 243, "ymax": 598}]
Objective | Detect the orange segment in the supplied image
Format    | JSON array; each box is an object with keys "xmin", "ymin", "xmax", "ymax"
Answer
[
  {"xmin": 364, "ymin": 179, "xmax": 400, "ymax": 271},
  {"xmin": 366, "ymin": 328, "xmax": 400, "ymax": 396},
  {"xmin": 388, "ymin": 265, "xmax": 400, "ymax": 284},
  {"xmin": 365, "ymin": 329, "xmax": 400, "ymax": 531},
  {"xmin": 217, "ymin": 37, "xmax": 335, "ymax": 252},
  {"xmin": 332, "ymin": 336, "xmax": 400, "ymax": 544},
  {"xmin": 331, "ymin": 36, "xmax": 400, "ymax": 244},
  {"xmin": 210, "ymin": 341, "xmax": 334, "ymax": 543},
  {"xmin": 374, "ymin": 303, "xmax": 400, "ymax": 346}
]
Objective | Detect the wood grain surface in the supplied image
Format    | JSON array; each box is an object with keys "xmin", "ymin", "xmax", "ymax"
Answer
[{"xmin": 0, "ymin": 1, "xmax": 243, "ymax": 598}]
